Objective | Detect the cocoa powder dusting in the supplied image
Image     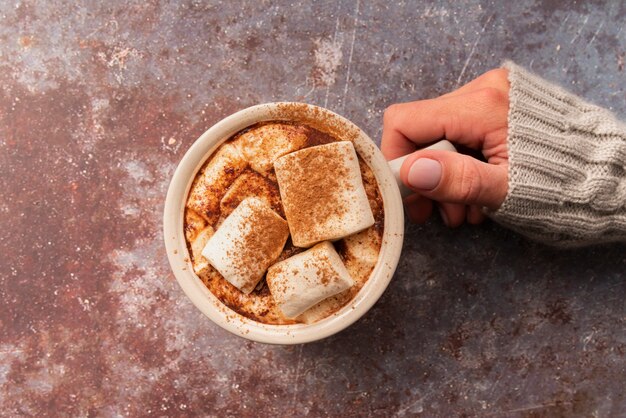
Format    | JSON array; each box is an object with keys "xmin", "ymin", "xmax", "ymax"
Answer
[
  {"xmin": 184, "ymin": 121, "xmax": 384, "ymax": 325},
  {"xmin": 187, "ymin": 144, "xmax": 247, "ymax": 224},
  {"xmin": 359, "ymin": 158, "xmax": 385, "ymax": 235},
  {"xmin": 220, "ymin": 169, "xmax": 284, "ymax": 218},
  {"xmin": 198, "ymin": 264, "xmax": 295, "ymax": 324},
  {"xmin": 232, "ymin": 206, "xmax": 288, "ymax": 283},
  {"xmin": 317, "ymin": 255, "xmax": 334, "ymax": 286},
  {"xmin": 278, "ymin": 145, "xmax": 351, "ymax": 244},
  {"xmin": 269, "ymin": 103, "xmax": 361, "ymax": 143},
  {"xmin": 305, "ymin": 128, "xmax": 337, "ymax": 147}
]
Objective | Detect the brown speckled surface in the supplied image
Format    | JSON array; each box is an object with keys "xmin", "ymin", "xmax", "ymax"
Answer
[{"xmin": 1, "ymin": 1, "xmax": 625, "ymax": 417}]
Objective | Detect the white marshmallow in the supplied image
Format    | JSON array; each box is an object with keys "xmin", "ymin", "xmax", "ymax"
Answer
[
  {"xmin": 266, "ymin": 241, "xmax": 354, "ymax": 318},
  {"xmin": 184, "ymin": 209, "xmax": 208, "ymax": 242},
  {"xmin": 187, "ymin": 143, "xmax": 247, "ymax": 224},
  {"xmin": 201, "ymin": 197, "xmax": 289, "ymax": 294},
  {"xmin": 219, "ymin": 169, "xmax": 283, "ymax": 220},
  {"xmin": 274, "ymin": 141, "xmax": 375, "ymax": 247},
  {"xmin": 341, "ymin": 228, "xmax": 381, "ymax": 280},
  {"xmin": 296, "ymin": 292, "xmax": 351, "ymax": 324},
  {"xmin": 235, "ymin": 123, "xmax": 308, "ymax": 173},
  {"xmin": 190, "ymin": 226, "xmax": 214, "ymax": 276},
  {"xmin": 295, "ymin": 228, "xmax": 380, "ymax": 324}
]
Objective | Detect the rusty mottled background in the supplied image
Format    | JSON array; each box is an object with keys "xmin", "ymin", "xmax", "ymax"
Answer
[{"xmin": 1, "ymin": 1, "xmax": 625, "ymax": 417}]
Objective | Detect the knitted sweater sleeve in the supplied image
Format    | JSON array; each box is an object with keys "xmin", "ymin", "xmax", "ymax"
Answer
[{"xmin": 489, "ymin": 61, "xmax": 626, "ymax": 247}]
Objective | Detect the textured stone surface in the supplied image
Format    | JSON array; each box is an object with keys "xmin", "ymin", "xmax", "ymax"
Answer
[{"xmin": 1, "ymin": 1, "xmax": 624, "ymax": 417}]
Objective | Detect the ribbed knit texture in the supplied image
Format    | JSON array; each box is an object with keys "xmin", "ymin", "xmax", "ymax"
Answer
[{"xmin": 489, "ymin": 61, "xmax": 626, "ymax": 247}]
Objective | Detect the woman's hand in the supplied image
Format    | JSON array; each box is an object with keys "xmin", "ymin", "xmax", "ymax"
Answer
[{"xmin": 381, "ymin": 69, "xmax": 510, "ymax": 227}]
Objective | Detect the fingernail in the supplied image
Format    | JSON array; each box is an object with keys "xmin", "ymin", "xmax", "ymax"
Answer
[
  {"xmin": 438, "ymin": 206, "xmax": 449, "ymax": 226},
  {"xmin": 408, "ymin": 158, "xmax": 442, "ymax": 190}
]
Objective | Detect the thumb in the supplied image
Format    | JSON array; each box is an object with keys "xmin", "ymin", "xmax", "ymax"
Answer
[{"xmin": 400, "ymin": 150, "xmax": 508, "ymax": 210}]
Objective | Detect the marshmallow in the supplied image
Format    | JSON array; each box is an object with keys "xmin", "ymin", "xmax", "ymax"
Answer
[
  {"xmin": 266, "ymin": 241, "xmax": 354, "ymax": 318},
  {"xmin": 202, "ymin": 197, "xmax": 289, "ymax": 294},
  {"xmin": 274, "ymin": 141, "xmax": 375, "ymax": 247},
  {"xmin": 187, "ymin": 143, "xmax": 247, "ymax": 224},
  {"xmin": 296, "ymin": 292, "xmax": 352, "ymax": 324},
  {"xmin": 220, "ymin": 169, "xmax": 283, "ymax": 220},
  {"xmin": 341, "ymin": 227, "xmax": 381, "ymax": 282},
  {"xmin": 190, "ymin": 225, "xmax": 214, "ymax": 276},
  {"xmin": 295, "ymin": 229, "xmax": 380, "ymax": 324},
  {"xmin": 235, "ymin": 123, "xmax": 308, "ymax": 174},
  {"xmin": 184, "ymin": 209, "xmax": 208, "ymax": 242}
]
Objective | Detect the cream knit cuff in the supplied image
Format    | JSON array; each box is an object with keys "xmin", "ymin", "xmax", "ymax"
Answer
[{"xmin": 489, "ymin": 61, "xmax": 626, "ymax": 246}]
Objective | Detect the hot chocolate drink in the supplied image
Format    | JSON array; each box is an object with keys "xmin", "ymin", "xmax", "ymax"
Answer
[{"xmin": 183, "ymin": 122, "xmax": 384, "ymax": 325}]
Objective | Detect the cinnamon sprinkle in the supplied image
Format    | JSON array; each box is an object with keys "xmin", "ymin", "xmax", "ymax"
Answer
[
  {"xmin": 184, "ymin": 121, "xmax": 385, "ymax": 325},
  {"xmin": 231, "ymin": 202, "xmax": 289, "ymax": 286},
  {"xmin": 275, "ymin": 143, "xmax": 354, "ymax": 245}
]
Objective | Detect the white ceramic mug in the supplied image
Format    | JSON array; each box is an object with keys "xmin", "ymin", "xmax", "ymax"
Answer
[{"xmin": 163, "ymin": 102, "xmax": 455, "ymax": 344}]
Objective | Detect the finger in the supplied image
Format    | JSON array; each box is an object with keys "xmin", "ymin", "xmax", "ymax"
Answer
[
  {"xmin": 467, "ymin": 205, "xmax": 486, "ymax": 225},
  {"xmin": 382, "ymin": 87, "xmax": 508, "ymax": 152},
  {"xmin": 437, "ymin": 202, "xmax": 466, "ymax": 228},
  {"xmin": 404, "ymin": 194, "xmax": 433, "ymax": 224},
  {"xmin": 381, "ymin": 115, "xmax": 416, "ymax": 160},
  {"xmin": 400, "ymin": 150, "xmax": 508, "ymax": 210},
  {"xmin": 382, "ymin": 68, "xmax": 509, "ymax": 160}
]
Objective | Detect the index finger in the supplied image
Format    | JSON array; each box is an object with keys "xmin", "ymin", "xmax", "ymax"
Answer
[
  {"xmin": 380, "ymin": 107, "xmax": 417, "ymax": 160},
  {"xmin": 381, "ymin": 88, "xmax": 508, "ymax": 160}
]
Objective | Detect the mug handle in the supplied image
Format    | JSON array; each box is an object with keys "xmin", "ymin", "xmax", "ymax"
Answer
[{"xmin": 388, "ymin": 140, "xmax": 457, "ymax": 198}]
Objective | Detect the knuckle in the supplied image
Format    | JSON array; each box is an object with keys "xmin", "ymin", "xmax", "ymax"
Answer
[
  {"xmin": 438, "ymin": 111, "xmax": 461, "ymax": 140},
  {"xmin": 457, "ymin": 160, "xmax": 482, "ymax": 203},
  {"xmin": 476, "ymin": 87, "xmax": 507, "ymax": 106},
  {"xmin": 383, "ymin": 104, "xmax": 401, "ymax": 124}
]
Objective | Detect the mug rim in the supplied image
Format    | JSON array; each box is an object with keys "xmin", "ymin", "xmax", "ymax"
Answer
[{"xmin": 163, "ymin": 102, "xmax": 404, "ymax": 344}]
